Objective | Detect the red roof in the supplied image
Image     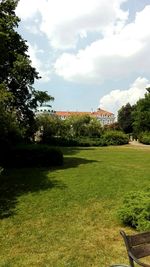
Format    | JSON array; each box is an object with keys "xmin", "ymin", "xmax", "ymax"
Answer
[{"xmin": 56, "ymin": 109, "xmax": 114, "ymax": 117}]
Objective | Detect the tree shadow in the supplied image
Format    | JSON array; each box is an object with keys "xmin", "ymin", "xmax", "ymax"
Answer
[
  {"xmin": 0, "ymin": 155, "xmax": 98, "ymax": 219},
  {"xmin": 62, "ymin": 156, "xmax": 98, "ymax": 169},
  {"xmin": 61, "ymin": 146, "xmax": 95, "ymax": 156},
  {"xmin": 0, "ymin": 168, "xmax": 66, "ymax": 219}
]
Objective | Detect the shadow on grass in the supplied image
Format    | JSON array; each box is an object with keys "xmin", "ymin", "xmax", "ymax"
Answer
[
  {"xmin": 61, "ymin": 146, "xmax": 95, "ymax": 156},
  {"xmin": 63, "ymin": 156, "xmax": 98, "ymax": 169},
  {"xmin": 0, "ymin": 156, "xmax": 97, "ymax": 219},
  {"xmin": 0, "ymin": 168, "xmax": 66, "ymax": 219}
]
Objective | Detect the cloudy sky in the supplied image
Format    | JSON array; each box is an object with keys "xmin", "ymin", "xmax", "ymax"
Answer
[{"xmin": 16, "ymin": 0, "xmax": 150, "ymax": 117}]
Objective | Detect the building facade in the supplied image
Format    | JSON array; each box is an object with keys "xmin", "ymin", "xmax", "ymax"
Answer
[{"xmin": 35, "ymin": 106, "xmax": 115, "ymax": 126}]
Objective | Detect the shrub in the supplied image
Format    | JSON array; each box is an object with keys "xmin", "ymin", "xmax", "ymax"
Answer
[
  {"xmin": 138, "ymin": 132, "xmax": 150, "ymax": 145},
  {"xmin": 40, "ymin": 137, "xmax": 78, "ymax": 146},
  {"xmin": 75, "ymin": 137, "xmax": 106, "ymax": 147},
  {"xmin": 118, "ymin": 190, "xmax": 150, "ymax": 231},
  {"xmin": 101, "ymin": 131, "xmax": 129, "ymax": 145},
  {"xmin": 0, "ymin": 144, "xmax": 63, "ymax": 168},
  {"xmin": 40, "ymin": 133, "xmax": 128, "ymax": 147},
  {"xmin": 40, "ymin": 136, "xmax": 106, "ymax": 147}
]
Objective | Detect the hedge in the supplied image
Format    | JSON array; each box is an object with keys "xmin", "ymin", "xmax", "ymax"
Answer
[
  {"xmin": 101, "ymin": 131, "xmax": 129, "ymax": 146},
  {"xmin": 138, "ymin": 132, "xmax": 150, "ymax": 145},
  {"xmin": 0, "ymin": 144, "xmax": 63, "ymax": 168}
]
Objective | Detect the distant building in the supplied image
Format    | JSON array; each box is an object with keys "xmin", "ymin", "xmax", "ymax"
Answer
[
  {"xmin": 35, "ymin": 106, "xmax": 115, "ymax": 126},
  {"xmin": 56, "ymin": 108, "xmax": 115, "ymax": 126},
  {"xmin": 35, "ymin": 105, "xmax": 56, "ymax": 115}
]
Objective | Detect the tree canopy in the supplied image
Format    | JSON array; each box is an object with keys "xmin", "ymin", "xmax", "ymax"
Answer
[
  {"xmin": 132, "ymin": 91, "xmax": 150, "ymax": 134},
  {"xmin": 117, "ymin": 90, "xmax": 150, "ymax": 137},
  {"xmin": 0, "ymin": 0, "xmax": 53, "ymax": 141},
  {"xmin": 118, "ymin": 103, "xmax": 134, "ymax": 134}
]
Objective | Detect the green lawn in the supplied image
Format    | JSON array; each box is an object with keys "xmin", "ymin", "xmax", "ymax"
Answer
[{"xmin": 0, "ymin": 145, "xmax": 150, "ymax": 267}]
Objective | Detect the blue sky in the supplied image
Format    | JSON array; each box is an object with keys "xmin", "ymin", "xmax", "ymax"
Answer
[{"xmin": 16, "ymin": 0, "xmax": 150, "ymax": 116}]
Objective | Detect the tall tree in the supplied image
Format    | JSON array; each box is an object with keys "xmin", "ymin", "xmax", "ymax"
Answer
[
  {"xmin": 132, "ymin": 91, "xmax": 150, "ymax": 134},
  {"xmin": 0, "ymin": 84, "xmax": 23, "ymax": 147},
  {"xmin": 0, "ymin": 0, "xmax": 52, "ymax": 138},
  {"xmin": 118, "ymin": 103, "xmax": 134, "ymax": 133}
]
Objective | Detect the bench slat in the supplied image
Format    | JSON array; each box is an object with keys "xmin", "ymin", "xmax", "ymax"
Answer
[
  {"xmin": 128, "ymin": 232, "xmax": 150, "ymax": 246},
  {"xmin": 131, "ymin": 244, "xmax": 150, "ymax": 259}
]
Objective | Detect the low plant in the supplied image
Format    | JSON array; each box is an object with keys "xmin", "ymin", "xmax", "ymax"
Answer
[
  {"xmin": 101, "ymin": 131, "xmax": 129, "ymax": 145},
  {"xmin": 40, "ymin": 136, "xmax": 106, "ymax": 147},
  {"xmin": 118, "ymin": 190, "xmax": 150, "ymax": 231},
  {"xmin": 138, "ymin": 132, "xmax": 150, "ymax": 145},
  {"xmin": 74, "ymin": 137, "xmax": 105, "ymax": 147}
]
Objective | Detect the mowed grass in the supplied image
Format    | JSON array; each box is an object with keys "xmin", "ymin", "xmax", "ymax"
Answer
[{"xmin": 0, "ymin": 145, "xmax": 150, "ymax": 267}]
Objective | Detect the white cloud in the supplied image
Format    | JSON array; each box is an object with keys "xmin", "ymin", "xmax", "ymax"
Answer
[
  {"xmin": 99, "ymin": 77, "xmax": 150, "ymax": 116},
  {"xmin": 16, "ymin": 0, "xmax": 128, "ymax": 49},
  {"xmin": 16, "ymin": 0, "xmax": 44, "ymax": 20},
  {"xmin": 25, "ymin": 25, "xmax": 39, "ymax": 35},
  {"xmin": 16, "ymin": 1, "xmax": 150, "ymax": 90},
  {"xmin": 27, "ymin": 43, "xmax": 51, "ymax": 82},
  {"xmin": 54, "ymin": 5, "xmax": 150, "ymax": 84}
]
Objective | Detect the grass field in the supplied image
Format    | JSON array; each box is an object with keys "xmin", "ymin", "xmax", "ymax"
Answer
[{"xmin": 0, "ymin": 145, "xmax": 150, "ymax": 267}]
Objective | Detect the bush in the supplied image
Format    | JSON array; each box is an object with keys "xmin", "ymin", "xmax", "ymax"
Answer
[
  {"xmin": 0, "ymin": 144, "xmax": 63, "ymax": 168},
  {"xmin": 75, "ymin": 137, "xmax": 106, "ymax": 147},
  {"xmin": 40, "ymin": 136, "xmax": 106, "ymax": 147},
  {"xmin": 40, "ymin": 136, "xmax": 78, "ymax": 146},
  {"xmin": 42, "ymin": 135, "xmax": 102, "ymax": 147},
  {"xmin": 138, "ymin": 132, "xmax": 150, "ymax": 145},
  {"xmin": 101, "ymin": 131, "xmax": 129, "ymax": 145},
  {"xmin": 118, "ymin": 190, "xmax": 150, "ymax": 231},
  {"xmin": 40, "ymin": 131, "xmax": 129, "ymax": 147}
]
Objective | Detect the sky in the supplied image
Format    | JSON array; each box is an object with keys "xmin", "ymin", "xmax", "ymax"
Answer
[{"xmin": 15, "ymin": 0, "xmax": 150, "ymax": 117}]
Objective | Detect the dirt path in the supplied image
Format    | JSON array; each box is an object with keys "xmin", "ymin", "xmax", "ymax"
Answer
[{"xmin": 129, "ymin": 140, "xmax": 150, "ymax": 148}]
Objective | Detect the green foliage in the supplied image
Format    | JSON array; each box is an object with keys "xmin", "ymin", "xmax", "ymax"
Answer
[
  {"xmin": 37, "ymin": 114, "xmax": 104, "ymax": 145},
  {"xmin": 31, "ymin": 91, "xmax": 54, "ymax": 109},
  {"xmin": 102, "ymin": 130, "xmax": 129, "ymax": 145},
  {"xmin": 37, "ymin": 114, "xmax": 69, "ymax": 143},
  {"xmin": 37, "ymin": 115, "xmax": 129, "ymax": 147},
  {"xmin": 36, "ymin": 111, "xmax": 136, "ymax": 147},
  {"xmin": 117, "ymin": 90, "xmax": 150, "ymax": 137},
  {"xmin": 118, "ymin": 190, "xmax": 150, "ymax": 231},
  {"xmin": 132, "ymin": 92, "xmax": 150, "ymax": 134},
  {"xmin": 67, "ymin": 115, "xmax": 103, "ymax": 138},
  {"xmin": 118, "ymin": 103, "xmax": 134, "ymax": 133},
  {"xmin": 0, "ymin": 109, "xmax": 24, "ymax": 146},
  {"xmin": 62, "ymin": 137, "xmax": 105, "ymax": 147},
  {"xmin": 104, "ymin": 122, "xmax": 121, "ymax": 131},
  {"xmin": 138, "ymin": 131, "xmax": 150, "ymax": 145},
  {"xmin": 0, "ymin": 144, "xmax": 63, "ymax": 167},
  {"xmin": 0, "ymin": 86, "xmax": 24, "ymax": 147},
  {"xmin": 0, "ymin": 0, "xmax": 38, "ymax": 121},
  {"xmin": 0, "ymin": 0, "xmax": 53, "ymax": 141},
  {"xmin": 87, "ymin": 118, "xmax": 103, "ymax": 138}
]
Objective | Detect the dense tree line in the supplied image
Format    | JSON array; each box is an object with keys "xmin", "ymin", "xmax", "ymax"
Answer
[
  {"xmin": 37, "ymin": 114, "xmax": 103, "ymax": 143},
  {"xmin": 36, "ymin": 113, "xmax": 129, "ymax": 146},
  {"xmin": 117, "ymin": 88, "xmax": 150, "ymax": 143}
]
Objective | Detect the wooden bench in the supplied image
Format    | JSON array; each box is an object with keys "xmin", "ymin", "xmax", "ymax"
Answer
[{"xmin": 120, "ymin": 230, "xmax": 150, "ymax": 267}]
